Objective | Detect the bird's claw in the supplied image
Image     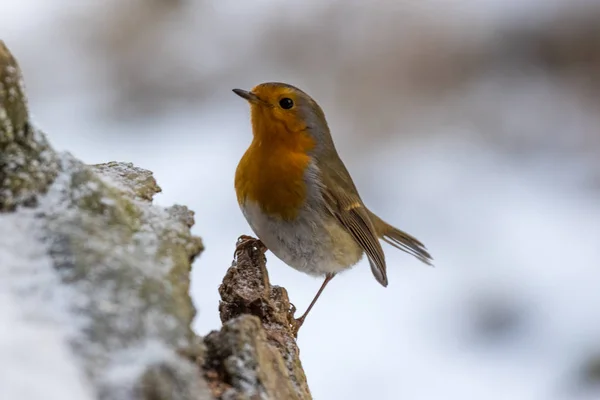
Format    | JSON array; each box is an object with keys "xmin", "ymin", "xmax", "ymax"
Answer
[
  {"xmin": 287, "ymin": 303, "xmax": 303, "ymax": 337},
  {"xmin": 291, "ymin": 317, "xmax": 304, "ymax": 338}
]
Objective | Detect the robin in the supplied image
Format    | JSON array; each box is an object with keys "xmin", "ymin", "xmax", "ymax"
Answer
[{"xmin": 233, "ymin": 82, "xmax": 432, "ymax": 336}]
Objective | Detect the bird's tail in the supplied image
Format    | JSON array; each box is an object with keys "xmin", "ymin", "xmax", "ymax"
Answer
[{"xmin": 367, "ymin": 210, "xmax": 434, "ymax": 266}]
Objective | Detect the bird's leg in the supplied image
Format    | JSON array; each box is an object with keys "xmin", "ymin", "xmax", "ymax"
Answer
[
  {"xmin": 234, "ymin": 235, "xmax": 267, "ymax": 259},
  {"xmin": 292, "ymin": 273, "xmax": 336, "ymax": 337}
]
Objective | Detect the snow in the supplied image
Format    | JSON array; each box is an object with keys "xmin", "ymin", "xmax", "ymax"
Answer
[{"xmin": 0, "ymin": 211, "xmax": 94, "ymax": 400}]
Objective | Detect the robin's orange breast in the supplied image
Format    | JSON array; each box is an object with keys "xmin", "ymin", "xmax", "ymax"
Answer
[
  {"xmin": 235, "ymin": 144, "xmax": 311, "ymax": 221},
  {"xmin": 234, "ymin": 114, "xmax": 316, "ymax": 221}
]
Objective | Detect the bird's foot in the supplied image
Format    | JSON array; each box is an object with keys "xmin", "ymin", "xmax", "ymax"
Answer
[
  {"xmin": 291, "ymin": 316, "xmax": 305, "ymax": 338},
  {"xmin": 287, "ymin": 303, "xmax": 304, "ymax": 338}
]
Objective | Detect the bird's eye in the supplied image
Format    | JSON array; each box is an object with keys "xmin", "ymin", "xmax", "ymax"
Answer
[{"xmin": 279, "ymin": 98, "xmax": 294, "ymax": 109}]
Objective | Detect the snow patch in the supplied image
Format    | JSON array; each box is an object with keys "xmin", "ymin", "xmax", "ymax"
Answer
[{"xmin": 0, "ymin": 210, "xmax": 94, "ymax": 400}]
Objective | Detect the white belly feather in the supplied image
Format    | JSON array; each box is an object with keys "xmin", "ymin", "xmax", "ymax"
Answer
[{"xmin": 240, "ymin": 200, "xmax": 363, "ymax": 276}]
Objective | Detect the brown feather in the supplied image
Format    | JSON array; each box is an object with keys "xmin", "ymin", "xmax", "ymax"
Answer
[
  {"xmin": 367, "ymin": 211, "xmax": 434, "ymax": 266},
  {"xmin": 322, "ymin": 187, "xmax": 389, "ymax": 286},
  {"xmin": 318, "ymin": 156, "xmax": 389, "ymax": 287}
]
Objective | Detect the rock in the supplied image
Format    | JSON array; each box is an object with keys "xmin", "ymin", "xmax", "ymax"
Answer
[{"xmin": 0, "ymin": 39, "xmax": 208, "ymax": 400}]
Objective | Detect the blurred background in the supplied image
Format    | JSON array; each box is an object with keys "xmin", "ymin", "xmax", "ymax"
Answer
[{"xmin": 2, "ymin": 0, "xmax": 600, "ymax": 399}]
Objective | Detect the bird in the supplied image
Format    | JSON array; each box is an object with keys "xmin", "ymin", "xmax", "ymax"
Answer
[{"xmin": 232, "ymin": 82, "xmax": 432, "ymax": 336}]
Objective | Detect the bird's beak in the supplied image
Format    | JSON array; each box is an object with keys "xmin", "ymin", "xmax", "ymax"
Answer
[{"xmin": 232, "ymin": 89, "xmax": 261, "ymax": 104}]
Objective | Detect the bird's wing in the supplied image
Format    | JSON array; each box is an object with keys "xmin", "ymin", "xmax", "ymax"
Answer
[{"xmin": 317, "ymin": 159, "xmax": 388, "ymax": 287}]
